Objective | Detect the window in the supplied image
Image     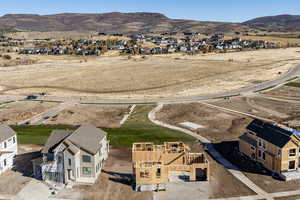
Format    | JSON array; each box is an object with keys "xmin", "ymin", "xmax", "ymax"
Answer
[
  {"xmin": 68, "ymin": 159, "xmax": 71, "ymax": 166},
  {"xmin": 13, "ymin": 137, "xmax": 15, "ymax": 144},
  {"xmin": 262, "ymin": 152, "xmax": 266, "ymax": 160},
  {"xmin": 251, "ymin": 146, "xmax": 255, "ymax": 151},
  {"xmin": 277, "ymin": 149, "xmax": 281, "ymax": 157},
  {"xmin": 262, "ymin": 141, "xmax": 266, "ymax": 149},
  {"xmin": 289, "ymin": 149, "xmax": 296, "ymax": 157},
  {"xmin": 3, "ymin": 159, "xmax": 7, "ymax": 166},
  {"xmin": 156, "ymin": 168, "xmax": 161, "ymax": 178},
  {"xmin": 4, "ymin": 142, "xmax": 7, "ymax": 149},
  {"xmin": 289, "ymin": 160, "xmax": 296, "ymax": 170},
  {"xmin": 140, "ymin": 170, "xmax": 150, "ymax": 178},
  {"xmin": 82, "ymin": 155, "xmax": 91, "ymax": 163},
  {"xmin": 258, "ymin": 150, "xmax": 262, "ymax": 158},
  {"xmin": 258, "ymin": 139, "xmax": 262, "ymax": 147},
  {"xmin": 82, "ymin": 167, "xmax": 92, "ymax": 175}
]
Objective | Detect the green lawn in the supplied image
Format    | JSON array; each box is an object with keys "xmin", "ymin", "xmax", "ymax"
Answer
[
  {"xmin": 12, "ymin": 105, "xmax": 194, "ymax": 147},
  {"xmin": 11, "ymin": 125, "xmax": 77, "ymax": 145},
  {"xmin": 285, "ymin": 82, "xmax": 300, "ymax": 88},
  {"xmin": 104, "ymin": 105, "xmax": 194, "ymax": 146}
]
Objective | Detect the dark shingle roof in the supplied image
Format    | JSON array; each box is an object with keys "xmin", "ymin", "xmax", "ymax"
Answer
[
  {"xmin": 239, "ymin": 134, "xmax": 257, "ymax": 147},
  {"xmin": 247, "ymin": 119, "xmax": 293, "ymax": 148},
  {"xmin": 41, "ymin": 130, "xmax": 73, "ymax": 154},
  {"xmin": 66, "ymin": 124, "xmax": 107, "ymax": 155},
  {"xmin": 0, "ymin": 125, "xmax": 16, "ymax": 142}
]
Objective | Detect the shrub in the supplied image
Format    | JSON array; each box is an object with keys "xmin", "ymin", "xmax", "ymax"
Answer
[{"xmin": 3, "ymin": 55, "xmax": 11, "ymax": 60}]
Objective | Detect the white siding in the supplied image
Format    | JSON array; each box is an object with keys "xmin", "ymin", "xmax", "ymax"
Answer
[{"xmin": 0, "ymin": 135, "xmax": 18, "ymax": 174}]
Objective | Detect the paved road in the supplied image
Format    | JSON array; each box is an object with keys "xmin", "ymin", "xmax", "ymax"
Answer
[
  {"xmin": 0, "ymin": 95, "xmax": 26, "ymax": 104},
  {"xmin": 1, "ymin": 64, "xmax": 300, "ymax": 105}
]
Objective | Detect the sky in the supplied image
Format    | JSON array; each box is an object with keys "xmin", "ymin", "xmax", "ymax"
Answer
[{"xmin": 1, "ymin": 0, "xmax": 300, "ymax": 22}]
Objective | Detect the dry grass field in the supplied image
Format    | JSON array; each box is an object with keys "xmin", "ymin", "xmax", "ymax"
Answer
[
  {"xmin": 45, "ymin": 104, "xmax": 129, "ymax": 128},
  {"xmin": 241, "ymin": 35, "xmax": 300, "ymax": 46},
  {"xmin": 0, "ymin": 48, "xmax": 300, "ymax": 99},
  {"xmin": 6, "ymin": 31, "xmax": 96, "ymax": 40},
  {"xmin": 0, "ymin": 101, "xmax": 58, "ymax": 124}
]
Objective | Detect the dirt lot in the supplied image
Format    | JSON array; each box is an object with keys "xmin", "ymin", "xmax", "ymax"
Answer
[
  {"xmin": 0, "ymin": 48, "xmax": 300, "ymax": 99},
  {"xmin": 0, "ymin": 101, "xmax": 58, "ymax": 124},
  {"xmin": 156, "ymin": 102, "xmax": 252, "ymax": 143},
  {"xmin": 76, "ymin": 147, "xmax": 152, "ymax": 200},
  {"xmin": 275, "ymin": 195, "xmax": 300, "ymax": 200},
  {"xmin": 264, "ymin": 78, "xmax": 300, "ymax": 99},
  {"xmin": 210, "ymin": 96, "xmax": 300, "ymax": 130},
  {"xmin": 45, "ymin": 104, "xmax": 129, "ymax": 128}
]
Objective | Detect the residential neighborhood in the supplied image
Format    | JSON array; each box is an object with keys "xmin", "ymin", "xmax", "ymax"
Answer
[
  {"xmin": 1, "ymin": 1, "xmax": 300, "ymax": 200},
  {"xmin": 18, "ymin": 33, "xmax": 280, "ymax": 56}
]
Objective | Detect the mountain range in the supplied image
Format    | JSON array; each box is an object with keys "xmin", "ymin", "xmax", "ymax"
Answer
[{"xmin": 0, "ymin": 12, "xmax": 299, "ymax": 33}]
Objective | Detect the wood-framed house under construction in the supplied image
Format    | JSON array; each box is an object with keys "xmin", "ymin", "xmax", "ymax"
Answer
[
  {"xmin": 239, "ymin": 119, "xmax": 300, "ymax": 181},
  {"xmin": 132, "ymin": 141, "xmax": 209, "ymax": 191}
]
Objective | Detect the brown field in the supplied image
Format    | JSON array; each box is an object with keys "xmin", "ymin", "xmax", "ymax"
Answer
[
  {"xmin": 6, "ymin": 31, "xmax": 96, "ymax": 40},
  {"xmin": 241, "ymin": 36, "xmax": 300, "ymax": 46},
  {"xmin": 45, "ymin": 104, "xmax": 129, "ymax": 128},
  {"xmin": 0, "ymin": 101, "xmax": 58, "ymax": 124},
  {"xmin": 156, "ymin": 102, "xmax": 252, "ymax": 143},
  {"xmin": 210, "ymin": 97, "xmax": 300, "ymax": 129},
  {"xmin": 0, "ymin": 48, "xmax": 300, "ymax": 99},
  {"xmin": 264, "ymin": 78, "xmax": 300, "ymax": 99}
]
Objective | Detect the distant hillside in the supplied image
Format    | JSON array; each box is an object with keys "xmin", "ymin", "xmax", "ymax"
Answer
[
  {"xmin": 243, "ymin": 14, "xmax": 300, "ymax": 32},
  {"xmin": 0, "ymin": 12, "xmax": 249, "ymax": 34}
]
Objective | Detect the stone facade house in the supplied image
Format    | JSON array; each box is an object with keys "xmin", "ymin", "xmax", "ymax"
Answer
[
  {"xmin": 0, "ymin": 125, "xmax": 18, "ymax": 175},
  {"xmin": 32, "ymin": 124, "xmax": 109, "ymax": 185}
]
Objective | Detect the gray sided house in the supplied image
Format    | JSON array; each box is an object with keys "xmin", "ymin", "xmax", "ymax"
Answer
[{"xmin": 32, "ymin": 124, "xmax": 109, "ymax": 185}]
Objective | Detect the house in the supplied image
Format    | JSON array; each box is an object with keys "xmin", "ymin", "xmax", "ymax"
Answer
[
  {"xmin": 0, "ymin": 125, "xmax": 18, "ymax": 175},
  {"xmin": 239, "ymin": 119, "xmax": 300, "ymax": 181},
  {"xmin": 32, "ymin": 124, "xmax": 109, "ymax": 185},
  {"xmin": 132, "ymin": 141, "xmax": 209, "ymax": 191}
]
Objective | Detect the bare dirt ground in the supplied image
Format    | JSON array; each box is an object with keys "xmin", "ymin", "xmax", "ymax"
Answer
[
  {"xmin": 45, "ymin": 104, "xmax": 129, "ymax": 128},
  {"xmin": 210, "ymin": 96, "xmax": 300, "ymax": 130},
  {"xmin": 0, "ymin": 101, "xmax": 58, "ymax": 124},
  {"xmin": 275, "ymin": 195, "xmax": 300, "ymax": 200},
  {"xmin": 76, "ymin": 147, "xmax": 152, "ymax": 200},
  {"xmin": 156, "ymin": 102, "xmax": 252, "ymax": 143},
  {"xmin": 265, "ymin": 85, "xmax": 300, "ymax": 99},
  {"xmin": 0, "ymin": 144, "xmax": 42, "ymax": 195},
  {"xmin": 0, "ymin": 48, "xmax": 299, "ymax": 99},
  {"xmin": 264, "ymin": 79, "xmax": 300, "ymax": 99}
]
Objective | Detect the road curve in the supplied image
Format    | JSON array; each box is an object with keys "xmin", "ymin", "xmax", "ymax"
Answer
[{"xmin": 1, "ymin": 64, "xmax": 300, "ymax": 104}]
